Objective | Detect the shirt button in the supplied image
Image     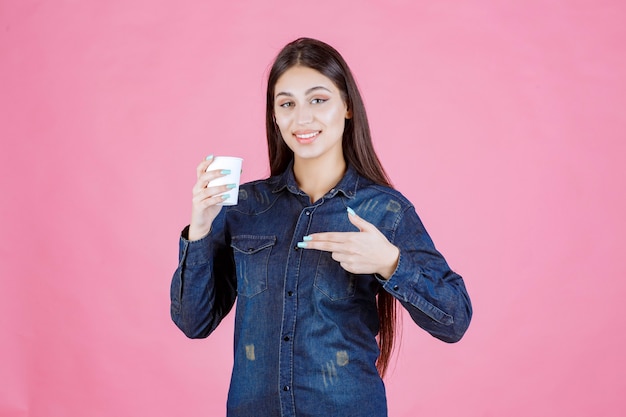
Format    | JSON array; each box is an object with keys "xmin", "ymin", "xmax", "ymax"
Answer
[
  {"xmin": 393, "ymin": 285, "xmax": 399, "ymax": 291},
  {"xmin": 283, "ymin": 336, "xmax": 290, "ymax": 341},
  {"xmin": 305, "ymin": 211, "xmax": 310, "ymax": 216},
  {"xmin": 287, "ymin": 291, "xmax": 293, "ymax": 296},
  {"xmin": 283, "ymin": 385, "xmax": 290, "ymax": 391}
]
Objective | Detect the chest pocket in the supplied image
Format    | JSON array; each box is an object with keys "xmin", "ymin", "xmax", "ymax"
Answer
[
  {"xmin": 231, "ymin": 235, "xmax": 276, "ymax": 298},
  {"xmin": 314, "ymin": 251, "xmax": 356, "ymax": 301}
]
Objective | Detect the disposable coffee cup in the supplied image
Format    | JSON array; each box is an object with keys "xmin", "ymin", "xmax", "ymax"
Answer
[{"xmin": 206, "ymin": 156, "xmax": 243, "ymax": 206}]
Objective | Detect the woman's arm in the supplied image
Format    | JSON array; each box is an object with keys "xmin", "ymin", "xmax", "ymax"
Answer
[
  {"xmin": 170, "ymin": 213, "xmax": 237, "ymax": 338},
  {"xmin": 170, "ymin": 156, "xmax": 238, "ymax": 338},
  {"xmin": 296, "ymin": 204, "xmax": 472, "ymax": 342},
  {"xmin": 379, "ymin": 206, "xmax": 472, "ymax": 343}
]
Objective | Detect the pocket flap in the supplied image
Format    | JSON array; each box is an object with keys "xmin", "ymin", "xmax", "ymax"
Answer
[{"xmin": 231, "ymin": 235, "xmax": 277, "ymax": 254}]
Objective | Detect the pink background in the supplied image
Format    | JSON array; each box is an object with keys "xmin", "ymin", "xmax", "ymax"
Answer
[{"xmin": 1, "ymin": 0, "xmax": 625, "ymax": 416}]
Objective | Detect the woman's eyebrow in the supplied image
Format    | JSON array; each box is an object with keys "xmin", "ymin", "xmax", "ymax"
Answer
[
  {"xmin": 305, "ymin": 86, "xmax": 332, "ymax": 95},
  {"xmin": 275, "ymin": 86, "xmax": 332, "ymax": 98}
]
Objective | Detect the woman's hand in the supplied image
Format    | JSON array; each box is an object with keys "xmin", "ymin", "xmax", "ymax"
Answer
[
  {"xmin": 297, "ymin": 208, "xmax": 400, "ymax": 279},
  {"xmin": 188, "ymin": 155, "xmax": 233, "ymax": 241}
]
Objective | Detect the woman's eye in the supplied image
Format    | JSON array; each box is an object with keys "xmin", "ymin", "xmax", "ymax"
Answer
[
  {"xmin": 279, "ymin": 102, "xmax": 293, "ymax": 108},
  {"xmin": 311, "ymin": 98, "xmax": 327, "ymax": 104}
]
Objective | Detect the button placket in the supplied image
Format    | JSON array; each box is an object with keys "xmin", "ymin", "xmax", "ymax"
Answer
[{"xmin": 279, "ymin": 205, "xmax": 316, "ymax": 415}]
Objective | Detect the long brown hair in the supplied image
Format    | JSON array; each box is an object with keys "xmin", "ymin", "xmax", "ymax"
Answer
[{"xmin": 265, "ymin": 38, "xmax": 398, "ymax": 378}]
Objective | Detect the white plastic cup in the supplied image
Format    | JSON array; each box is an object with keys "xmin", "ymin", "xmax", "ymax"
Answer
[{"xmin": 206, "ymin": 156, "xmax": 243, "ymax": 206}]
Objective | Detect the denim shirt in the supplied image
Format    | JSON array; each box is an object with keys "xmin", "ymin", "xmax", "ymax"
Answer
[{"xmin": 170, "ymin": 163, "xmax": 472, "ymax": 417}]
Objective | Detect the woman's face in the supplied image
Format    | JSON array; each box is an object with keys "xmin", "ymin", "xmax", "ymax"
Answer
[{"xmin": 273, "ymin": 66, "xmax": 350, "ymax": 164}]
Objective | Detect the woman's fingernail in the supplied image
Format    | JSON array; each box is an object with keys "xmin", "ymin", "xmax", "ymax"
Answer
[
  {"xmin": 302, "ymin": 236, "xmax": 312, "ymax": 241},
  {"xmin": 205, "ymin": 154, "xmax": 214, "ymax": 160},
  {"xmin": 297, "ymin": 242, "xmax": 307, "ymax": 248},
  {"xmin": 221, "ymin": 194, "xmax": 230, "ymax": 200},
  {"xmin": 220, "ymin": 169, "xmax": 231, "ymax": 175},
  {"xmin": 226, "ymin": 183, "xmax": 237, "ymax": 189},
  {"xmin": 347, "ymin": 207, "xmax": 356, "ymax": 216}
]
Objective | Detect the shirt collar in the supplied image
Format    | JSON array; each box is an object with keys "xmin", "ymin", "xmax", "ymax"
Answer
[{"xmin": 272, "ymin": 160, "xmax": 358, "ymax": 199}]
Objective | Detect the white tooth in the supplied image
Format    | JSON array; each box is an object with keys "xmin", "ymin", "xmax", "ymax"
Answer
[{"xmin": 297, "ymin": 132, "xmax": 318, "ymax": 139}]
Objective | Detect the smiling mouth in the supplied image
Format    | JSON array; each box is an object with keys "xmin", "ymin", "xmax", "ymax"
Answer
[{"xmin": 294, "ymin": 131, "xmax": 321, "ymax": 142}]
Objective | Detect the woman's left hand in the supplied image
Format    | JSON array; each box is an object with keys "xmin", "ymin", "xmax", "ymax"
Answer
[{"xmin": 298, "ymin": 208, "xmax": 400, "ymax": 279}]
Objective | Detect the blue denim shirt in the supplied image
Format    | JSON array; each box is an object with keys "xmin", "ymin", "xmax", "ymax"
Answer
[{"xmin": 170, "ymin": 163, "xmax": 472, "ymax": 417}]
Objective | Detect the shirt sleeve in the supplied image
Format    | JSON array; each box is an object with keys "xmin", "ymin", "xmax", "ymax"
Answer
[
  {"xmin": 378, "ymin": 205, "xmax": 472, "ymax": 343},
  {"xmin": 170, "ymin": 210, "xmax": 237, "ymax": 339}
]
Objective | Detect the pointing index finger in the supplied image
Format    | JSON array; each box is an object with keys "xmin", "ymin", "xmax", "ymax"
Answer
[{"xmin": 305, "ymin": 232, "xmax": 357, "ymax": 243}]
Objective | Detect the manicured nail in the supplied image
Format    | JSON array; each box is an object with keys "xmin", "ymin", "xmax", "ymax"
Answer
[
  {"xmin": 302, "ymin": 236, "xmax": 313, "ymax": 241},
  {"xmin": 297, "ymin": 242, "xmax": 307, "ymax": 248},
  {"xmin": 220, "ymin": 169, "xmax": 231, "ymax": 175},
  {"xmin": 205, "ymin": 154, "xmax": 214, "ymax": 160},
  {"xmin": 226, "ymin": 183, "xmax": 237, "ymax": 189},
  {"xmin": 347, "ymin": 207, "xmax": 356, "ymax": 216},
  {"xmin": 221, "ymin": 194, "xmax": 230, "ymax": 200}
]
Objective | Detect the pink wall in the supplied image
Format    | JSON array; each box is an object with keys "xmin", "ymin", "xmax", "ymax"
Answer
[{"xmin": 1, "ymin": 1, "xmax": 625, "ymax": 416}]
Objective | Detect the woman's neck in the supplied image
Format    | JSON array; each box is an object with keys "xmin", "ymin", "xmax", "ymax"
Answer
[{"xmin": 293, "ymin": 155, "xmax": 346, "ymax": 203}]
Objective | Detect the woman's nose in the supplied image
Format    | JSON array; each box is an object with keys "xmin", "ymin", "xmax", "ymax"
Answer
[{"xmin": 295, "ymin": 105, "xmax": 313, "ymax": 124}]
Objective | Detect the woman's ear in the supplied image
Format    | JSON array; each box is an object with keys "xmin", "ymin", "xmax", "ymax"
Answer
[{"xmin": 346, "ymin": 109, "xmax": 353, "ymax": 119}]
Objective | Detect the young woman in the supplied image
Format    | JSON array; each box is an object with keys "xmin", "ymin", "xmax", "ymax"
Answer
[{"xmin": 171, "ymin": 38, "xmax": 472, "ymax": 417}]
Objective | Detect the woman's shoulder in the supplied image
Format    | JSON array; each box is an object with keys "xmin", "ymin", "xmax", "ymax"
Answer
[
  {"xmin": 239, "ymin": 174, "xmax": 285, "ymax": 195},
  {"xmin": 356, "ymin": 177, "xmax": 414, "ymax": 210},
  {"xmin": 351, "ymin": 177, "xmax": 417, "ymax": 231},
  {"xmin": 226, "ymin": 176, "xmax": 282, "ymax": 214}
]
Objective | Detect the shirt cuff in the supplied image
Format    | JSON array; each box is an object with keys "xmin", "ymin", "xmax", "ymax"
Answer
[{"xmin": 179, "ymin": 225, "xmax": 214, "ymax": 266}]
